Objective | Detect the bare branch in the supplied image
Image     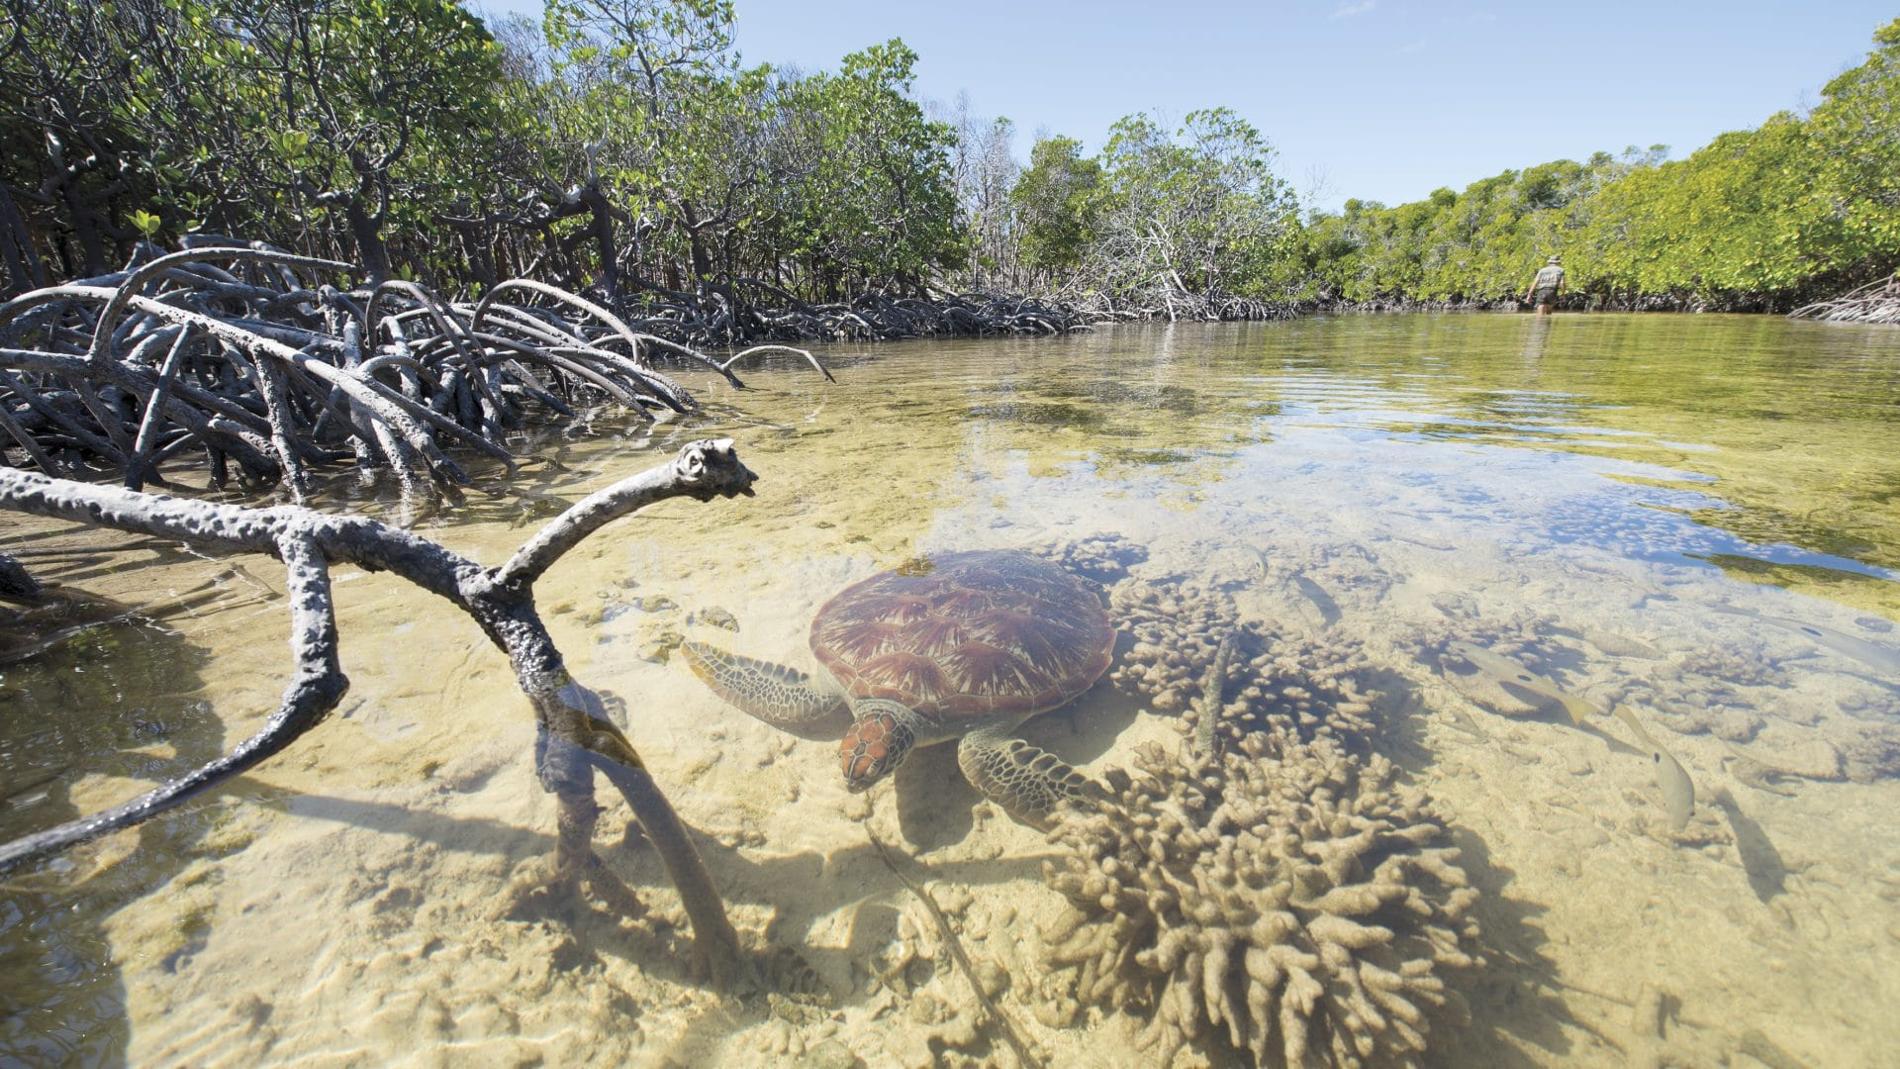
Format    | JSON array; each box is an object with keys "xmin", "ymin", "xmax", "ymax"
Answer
[
  {"xmin": 0, "ymin": 440, "xmax": 764, "ymax": 986},
  {"xmin": 496, "ymin": 437, "xmax": 756, "ymax": 590},
  {"xmin": 86, "ymin": 246, "xmax": 353, "ymax": 365}
]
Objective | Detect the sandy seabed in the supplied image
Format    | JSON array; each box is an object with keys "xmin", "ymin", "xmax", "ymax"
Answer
[{"xmin": 7, "ymin": 322, "xmax": 1900, "ymax": 1068}]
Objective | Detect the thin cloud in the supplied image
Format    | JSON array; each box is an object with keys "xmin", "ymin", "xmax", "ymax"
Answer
[
  {"xmin": 1331, "ymin": 1, "xmax": 1376, "ymax": 18},
  {"xmin": 1397, "ymin": 38, "xmax": 1428, "ymax": 54}
]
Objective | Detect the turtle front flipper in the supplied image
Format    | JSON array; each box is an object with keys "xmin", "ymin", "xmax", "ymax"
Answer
[
  {"xmin": 957, "ymin": 724, "xmax": 1100, "ymax": 830},
  {"xmin": 680, "ymin": 641, "xmax": 851, "ymax": 740}
]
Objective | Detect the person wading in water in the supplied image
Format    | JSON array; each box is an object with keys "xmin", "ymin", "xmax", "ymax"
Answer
[{"xmin": 1524, "ymin": 255, "xmax": 1566, "ymax": 314}]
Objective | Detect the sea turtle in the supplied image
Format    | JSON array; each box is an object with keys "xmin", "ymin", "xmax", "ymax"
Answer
[{"xmin": 680, "ymin": 549, "xmax": 1115, "ymax": 827}]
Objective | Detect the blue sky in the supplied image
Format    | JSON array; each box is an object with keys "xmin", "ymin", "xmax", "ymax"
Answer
[{"xmin": 470, "ymin": 0, "xmax": 1896, "ymax": 210}]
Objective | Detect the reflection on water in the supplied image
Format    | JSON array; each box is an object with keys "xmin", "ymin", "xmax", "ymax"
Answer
[
  {"xmin": 1, "ymin": 564, "xmax": 231, "ymax": 1064},
  {"xmin": 3, "ymin": 314, "xmax": 1899, "ymax": 1066}
]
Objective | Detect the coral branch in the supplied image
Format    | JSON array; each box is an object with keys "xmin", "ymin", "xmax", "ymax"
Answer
[{"xmin": 1041, "ymin": 732, "xmax": 1483, "ymax": 1067}]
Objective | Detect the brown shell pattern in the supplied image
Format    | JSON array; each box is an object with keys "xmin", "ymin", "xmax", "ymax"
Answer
[{"xmin": 809, "ymin": 550, "xmax": 1114, "ymax": 719}]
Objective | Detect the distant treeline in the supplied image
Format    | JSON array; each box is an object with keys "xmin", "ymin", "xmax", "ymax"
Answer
[
  {"xmin": 1293, "ymin": 18, "xmax": 1900, "ymax": 311},
  {"xmin": 2, "ymin": 2, "xmax": 1895, "ymax": 317}
]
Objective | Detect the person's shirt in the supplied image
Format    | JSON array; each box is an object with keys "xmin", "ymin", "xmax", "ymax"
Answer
[{"xmin": 1532, "ymin": 264, "xmax": 1565, "ymax": 289}]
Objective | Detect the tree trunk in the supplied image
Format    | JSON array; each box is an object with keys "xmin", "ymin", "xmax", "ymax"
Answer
[
  {"xmin": 578, "ymin": 181, "xmax": 618, "ymax": 298},
  {"xmin": 344, "ymin": 198, "xmax": 391, "ymax": 282},
  {"xmin": 0, "ymin": 183, "xmax": 47, "ymax": 295},
  {"xmin": 676, "ymin": 200, "xmax": 713, "ymax": 283}
]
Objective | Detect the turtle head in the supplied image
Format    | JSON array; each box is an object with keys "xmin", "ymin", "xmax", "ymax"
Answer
[{"xmin": 841, "ymin": 699, "xmax": 919, "ymax": 791}]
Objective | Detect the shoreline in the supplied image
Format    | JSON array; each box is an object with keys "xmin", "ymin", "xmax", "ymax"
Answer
[{"xmin": 665, "ymin": 293, "xmax": 1893, "ymax": 349}]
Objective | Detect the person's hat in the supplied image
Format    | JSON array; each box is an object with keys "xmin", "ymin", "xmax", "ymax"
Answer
[{"xmin": 1548, "ymin": 255, "xmax": 1562, "ymax": 264}]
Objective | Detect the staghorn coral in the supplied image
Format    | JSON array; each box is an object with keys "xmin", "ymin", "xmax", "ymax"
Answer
[
  {"xmin": 1110, "ymin": 579, "xmax": 1387, "ymax": 746},
  {"xmin": 1214, "ymin": 630, "xmax": 1389, "ymax": 748},
  {"xmin": 1040, "ymin": 733, "xmax": 1482, "ymax": 1068},
  {"xmin": 1110, "ymin": 579, "xmax": 1242, "ymax": 713}
]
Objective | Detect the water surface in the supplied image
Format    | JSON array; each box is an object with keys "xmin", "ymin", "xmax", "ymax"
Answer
[{"xmin": 4, "ymin": 314, "xmax": 1899, "ymax": 1066}]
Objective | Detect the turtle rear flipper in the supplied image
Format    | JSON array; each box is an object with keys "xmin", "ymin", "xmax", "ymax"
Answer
[
  {"xmin": 957, "ymin": 724, "xmax": 1100, "ymax": 830},
  {"xmin": 680, "ymin": 641, "xmax": 851, "ymax": 740}
]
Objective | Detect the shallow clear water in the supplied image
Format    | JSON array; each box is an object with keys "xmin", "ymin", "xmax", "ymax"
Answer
[{"xmin": 4, "ymin": 314, "xmax": 1899, "ymax": 1067}]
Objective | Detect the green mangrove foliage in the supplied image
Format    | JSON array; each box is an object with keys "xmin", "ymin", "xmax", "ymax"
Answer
[
  {"xmin": 1, "ymin": 0, "xmax": 521, "ymax": 284},
  {"xmin": 1083, "ymin": 109, "xmax": 1301, "ymax": 314},
  {"xmin": 0, "ymin": 0, "xmax": 968, "ymax": 307},
  {"xmin": 1297, "ymin": 19, "xmax": 1900, "ymax": 310},
  {"xmin": 1, "ymin": 2, "xmax": 1895, "ymax": 315},
  {"xmin": 0, "ymin": 0, "xmax": 1298, "ymax": 318}
]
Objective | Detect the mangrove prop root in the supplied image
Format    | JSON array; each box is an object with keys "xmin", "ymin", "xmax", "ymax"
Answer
[
  {"xmin": 624, "ymin": 285, "xmax": 1099, "ymax": 347},
  {"xmin": 0, "ymin": 241, "xmax": 833, "ymax": 504},
  {"xmin": 0, "ymin": 439, "xmax": 760, "ymax": 988},
  {"xmin": 868, "ymin": 829, "xmax": 1043, "ymax": 1069},
  {"xmin": 0, "ymin": 551, "xmax": 39, "ymax": 597},
  {"xmin": 1790, "ymin": 274, "xmax": 1900, "ymax": 324}
]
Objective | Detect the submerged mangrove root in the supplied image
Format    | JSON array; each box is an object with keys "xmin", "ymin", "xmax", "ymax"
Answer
[
  {"xmin": 868, "ymin": 830, "xmax": 1042, "ymax": 1069},
  {"xmin": 0, "ymin": 439, "xmax": 760, "ymax": 988},
  {"xmin": 0, "ymin": 550, "xmax": 37, "ymax": 597},
  {"xmin": 0, "ymin": 239, "xmax": 826, "ymax": 504}
]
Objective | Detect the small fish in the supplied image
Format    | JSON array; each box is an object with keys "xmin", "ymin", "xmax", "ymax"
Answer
[
  {"xmin": 1445, "ymin": 642, "xmax": 1597, "ymax": 726},
  {"xmin": 1, "ymin": 771, "xmax": 59, "ymax": 811},
  {"xmin": 1289, "ymin": 574, "xmax": 1341, "ymax": 629},
  {"xmin": 1576, "ymin": 627, "xmax": 1662, "ymax": 660},
  {"xmin": 1613, "ymin": 706, "xmax": 1695, "ymax": 832},
  {"xmin": 1711, "ymin": 606, "xmax": 1900, "ymax": 678},
  {"xmin": 1757, "ymin": 615, "xmax": 1900, "ymax": 679}
]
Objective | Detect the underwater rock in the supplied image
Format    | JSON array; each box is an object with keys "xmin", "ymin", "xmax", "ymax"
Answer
[
  {"xmin": 794, "ymin": 1038, "xmax": 862, "ymax": 1069},
  {"xmin": 689, "ymin": 606, "xmax": 740, "ymax": 632},
  {"xmin": 634, "ymin": 627, "xmax": 684, "ymax": 664},
  {"xmin": 1662, "ymin": 646, "xmax": 1790, "ymax": 693},
  {"xmin": 1040, "ymin": 733, "xmax": 1483, "ymax": 1068},
  {"xmin": 1836, "ymin": 721, "xmax": 1900, "ymax": 783},
  {"xmin": 1729, "ymin": 736, "xmax": 1844, "ymax": 783},
  {"xmin": 1110, "ymin": 580, "xmax": 1387, "ymax": 746},
  {"xmin": 1651, "ymin": 698, "xmax": 1766, "ymax": 745},
  {"xmin": 884, "ymin": 984, "xmax": 993, "ymax": 1069}
]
